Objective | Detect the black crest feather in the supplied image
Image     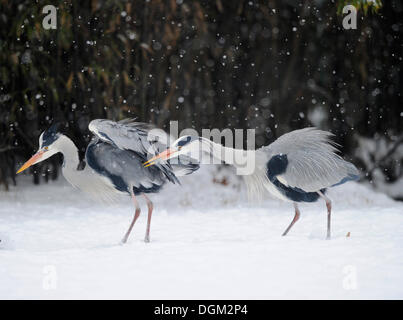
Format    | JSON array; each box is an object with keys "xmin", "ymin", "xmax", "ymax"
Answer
[{"xmin": 41, "ymin": 122, "xmax": 62, "ymax": 147}]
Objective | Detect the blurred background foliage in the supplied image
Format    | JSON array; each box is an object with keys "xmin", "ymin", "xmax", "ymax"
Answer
[
  {"xmin": 337, "ymin": 0, "xmax": 382, "ymax": 14},
  {"xmin": 0, "ymin": 0, "xmax": 402, "ymax": 198}
]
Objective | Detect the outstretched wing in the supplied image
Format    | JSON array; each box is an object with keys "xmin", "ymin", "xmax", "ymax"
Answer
[
  {"xmin": 89, "ymin": 118, "xmax": 180, "ymax": 184},
  {"xmin": 264, "ymin": 128, "xmax": 359, "ymax": 192},
  {"xmin": 88, "ymin": 118, "xmax": 167, "ymax": 157},
  {"xmin": 88, "ymin": 119, "xmax": 199, "ymax": 181}
]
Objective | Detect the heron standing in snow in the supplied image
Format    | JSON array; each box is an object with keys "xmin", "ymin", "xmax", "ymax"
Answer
[
  {"xmin": 16, "ymin": 119, "xmax": 198, "ymax": 243},
  {"xmin": 144, "ymin": 128, "xmax": 359, "ymax": 239}
]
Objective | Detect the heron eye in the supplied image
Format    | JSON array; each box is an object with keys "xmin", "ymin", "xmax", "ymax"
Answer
[
  {"xmin": 44, "ymin": 146, "xmax": 49, "ymax": 151},
  {"xmin": 178, "ymin": 146, "xmax": 182, "ymax": 150}
]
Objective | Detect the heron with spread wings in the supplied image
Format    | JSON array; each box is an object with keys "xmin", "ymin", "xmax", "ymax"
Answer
[
  {"xmin": 144, "ymin": 128, "xmax": 359, "ymax": 239},
  {"xmin": 16, "ymin": 119, "xmax": 199, "ymax": 243}
]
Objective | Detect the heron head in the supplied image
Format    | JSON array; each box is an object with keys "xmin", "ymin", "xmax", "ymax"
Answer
[
  {"xmin": 143, "ymin": 135, "xmax": 200, "ymax": 167},
  {"xmin": 16, "ymin": 123, "xmax": 62, "ymax": 174}
]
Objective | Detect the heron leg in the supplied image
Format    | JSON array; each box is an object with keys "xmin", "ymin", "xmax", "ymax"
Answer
[
  {"xmin": 282, "ymin": 202, "xmax": 300, "ymax": 236},
  {"xmin": 318, "ymin": 191, "xmax": 332, "ymax": 240},
  {"xmin": 121, "ymin": 191, "xmax": 141, "ymax": 244},
  {"xmin": 142, "ymin": 193, "xmax": 153, "ymax": 243}
]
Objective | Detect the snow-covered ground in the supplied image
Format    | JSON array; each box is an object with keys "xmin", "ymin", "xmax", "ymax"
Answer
[{"xmin": 0, "ymin": 166, "xmax": 402, "ymax": 299}]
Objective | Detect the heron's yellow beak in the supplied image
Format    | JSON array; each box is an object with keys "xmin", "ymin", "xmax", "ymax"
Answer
[
  {"xmin": 143, "ymin": 149, "xmax": 176, "ymax": 168},
  {"xmin": 16, "ymin": 150, "xmax": 45, "ymax": 174}
]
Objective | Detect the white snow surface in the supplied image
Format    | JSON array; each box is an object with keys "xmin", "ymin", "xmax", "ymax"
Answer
[{"xmin": 0, "ymin": 166, "xmax": 402, "ymax": 299}]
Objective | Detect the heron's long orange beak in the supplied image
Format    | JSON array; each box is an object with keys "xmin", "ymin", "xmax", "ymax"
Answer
[
  {"xmin": 143, "ymin": 149, "xmax": 176, "ymax": 167},
  {"xmin": 16, "ymin": 150, "xmax": 44, "ymax": 174}
]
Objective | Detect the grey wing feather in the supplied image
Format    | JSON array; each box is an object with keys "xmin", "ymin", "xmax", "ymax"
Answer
[
  {"xmin": 86, "ymin": 139, "xmax": 167, "ymax": 191},
  {"xmin": 264, "ymin": 128, "xmax": 359, "ymax": 192},
  {"xmin": 89, "ymin": 119, "xmax": 179, "ymax": 184},
  {"xmin": 88, "ymin": 119, "xmax": 199, "ymax": 180},
  {"xmin": 88, "ymin": 119, "xmax": 165, "ymax": 156},
  {"xmin": 169, "ymin": 155, "xmax": 200, "ymax": 176}
]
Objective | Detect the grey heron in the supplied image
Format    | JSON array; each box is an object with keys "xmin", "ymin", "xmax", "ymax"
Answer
[
  {"xmin": 16, "ymin": 119, "xmax": 199, "ymax": 243},
  {"xmin": 144, "ymin": 128, "xmax": 359, "ymax": 239}
]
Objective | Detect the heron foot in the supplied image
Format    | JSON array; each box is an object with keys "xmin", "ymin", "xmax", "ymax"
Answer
[{"xmin": 144, "ymin": 236, "xmax": 150, "ymax": 243}]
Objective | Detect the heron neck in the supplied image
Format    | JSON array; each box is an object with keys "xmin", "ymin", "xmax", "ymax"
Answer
[
  {"xmin": 58, "ymin": 135, "xmax": 80, "ymax": 171},
  {"xmin": 200, "ymin": 138, "xmax": 251, "ymax": 168}
]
